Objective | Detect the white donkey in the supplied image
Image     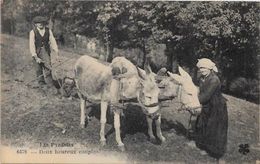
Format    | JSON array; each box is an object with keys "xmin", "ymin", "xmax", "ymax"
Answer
[
  {"xmin": 158, "ymin": 66, "xmax": 201, "ymax": 114},
  {"xmin": 74, "ymin": 56, "xmax": 162, "ymax": 151}
]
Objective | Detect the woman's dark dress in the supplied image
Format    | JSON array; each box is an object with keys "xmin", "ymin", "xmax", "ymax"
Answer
[{"xmin": 195, "ymin": 72, "xmax": 228, "ymax": 159}]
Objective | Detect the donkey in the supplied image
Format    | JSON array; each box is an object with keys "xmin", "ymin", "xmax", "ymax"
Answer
[
  {"xmin": 158, "ymin": 66, "xmax": 201, "ymax": 114},
  {"xmin": 74, "ymin": 55, "xmax": 162, "ymax": 151}
]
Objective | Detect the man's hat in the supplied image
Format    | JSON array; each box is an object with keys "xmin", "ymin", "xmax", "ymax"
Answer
[{"xmin": 32, "ymin": 16, "xmax": 48, "ymax": 23}]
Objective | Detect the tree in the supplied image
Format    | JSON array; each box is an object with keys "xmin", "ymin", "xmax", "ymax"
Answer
[
  {"xmin": 2, "ymin": 1, "xmax": 259, "ymax": 85},
  {"xmin": 1, "ymin": 0, "xmax": 25, "ymax": 34},
  {"xmin": 96, "ymin": 2, "xmax": 127, "ymax": 62}
]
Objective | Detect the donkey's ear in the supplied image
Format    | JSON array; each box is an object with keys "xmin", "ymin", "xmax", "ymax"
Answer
[
  {"xmin": 167, "ymin": 71, "xmax": 184, "ymax": 84},
  {"xmin": 144, "ymin": 57, "xmax": 153, "ymax": 75},
  {"xmin": 136, "ymin": 66, "xmax": 146, "ymax": 80},
  {"xmin": 178, "ymin": 66, "xmax": 192, "ymax": 81},
  {"xmin": 144, "ymin": 64, "xmax": 152, "ymax": 75}
]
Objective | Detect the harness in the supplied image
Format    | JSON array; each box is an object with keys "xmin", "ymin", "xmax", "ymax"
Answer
[
  {"xmin": 111, "ymin": 68, "xmax": 160, "ymax": 119},
  {"xmin": 61, "ymin": 77, "xmax": 76, "ymax": 97},
  {"xmin": 142, "ymin": 105, "xmax": 161, "ymax": 119},
  {"xmin": 143, "ymin": 102, "xmax": 160, "ymax": 108},
  {"xmin": 173, "ymin": 83, "xmax": 201, "ymax": 137},
  {"xmin": 175, "ymin": 84, "xmax": 201, "ymax": 112}
]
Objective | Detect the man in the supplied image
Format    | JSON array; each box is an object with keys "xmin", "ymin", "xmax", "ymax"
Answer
[{"xmin": 29, "ymin": 16, "xmax": 59, "ymax": 91}]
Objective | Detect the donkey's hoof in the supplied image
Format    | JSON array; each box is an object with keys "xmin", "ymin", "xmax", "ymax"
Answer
[
  {"xmin": 160, "ymin": 136, "xmax": 166, "ymax": 143},
  {"xmin": 80, "ymin": 124, "xmax": 85, "ymax": 128},
  {"xmin": 100, "ymin": 140, "xmax": 106, "ymax": 147},
  {"xmin": 118, "ymin": 145, "xmax": 126, "ymax": 152}
]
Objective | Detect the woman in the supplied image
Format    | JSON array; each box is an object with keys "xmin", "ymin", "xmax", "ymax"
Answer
[{"xmin": 195, "ymin": 58, "xmax": 228, "ymax": 159}]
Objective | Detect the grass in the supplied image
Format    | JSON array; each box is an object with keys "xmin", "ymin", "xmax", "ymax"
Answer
[{"xmin": 1, "ymin": 34, "xmax": 260, "ymax": 163}]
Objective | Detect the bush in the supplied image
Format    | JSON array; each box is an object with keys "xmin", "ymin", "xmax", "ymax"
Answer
[
  {"xmin": 229, "ymin": 77, "xmax": 260, "ymax": 103},
  {"xmin": 113, "ymin": 43, "xmax": 167, "ymax": 72},
  {"xmin": 114, "ymin": 48, "xmax": 144, "ymax": 66},
  {"xmin": 15, "ymin": 22, "xmax": 31, "ymax": 37},
  {"xmin": 149, "ymin": 43, "xmax": 167, "ymax": 72}
]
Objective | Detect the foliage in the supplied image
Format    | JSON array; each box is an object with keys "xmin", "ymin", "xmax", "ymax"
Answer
[
  {"xmin": 1, "ymin": 1, "xmax": 259, "ymax": 102},
  {"xmin": 229, "ymin": 77, "xmax": 259, "ymax": 103}
]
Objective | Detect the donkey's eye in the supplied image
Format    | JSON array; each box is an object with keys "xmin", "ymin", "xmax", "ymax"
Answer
[
  {"xmin": 159, "ymin": 86, "xmax": 165, "ymax": 89},
  {"xmin": 146, "ymin": 96, "xmax": 152, "ymax": 99}
]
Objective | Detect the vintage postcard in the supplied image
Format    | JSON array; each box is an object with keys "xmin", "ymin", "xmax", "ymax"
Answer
[{"xmin": 1, "ymin": 1, "xmax": 259, "ymax": 163}]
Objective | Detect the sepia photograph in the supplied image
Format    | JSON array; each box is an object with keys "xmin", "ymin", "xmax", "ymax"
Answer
[{"xmin": 1, "ymin": 0, "xmax": 259, "ymax": 163}]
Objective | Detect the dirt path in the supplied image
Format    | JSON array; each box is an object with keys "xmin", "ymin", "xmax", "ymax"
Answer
[{"xmin": 1, "ymin": 34, "xmax": 259, "ymax": 163}]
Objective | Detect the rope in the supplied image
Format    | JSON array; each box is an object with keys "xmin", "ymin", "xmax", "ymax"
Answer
[
  {"xmin": 186, "ymin": 112, "xmax": 194, "ymax": 137},
  {"xmin": 1, "ymin": 57, "xmax": 75, "ymax": 104},
  {"xmin": 25, "ymin": 57, "xmax": 73, "ymax": 86}
]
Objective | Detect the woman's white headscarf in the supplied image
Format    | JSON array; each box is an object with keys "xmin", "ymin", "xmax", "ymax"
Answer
[{"xmin": 196, "ymin": 58, "xmax": 218, "ymax": 72}]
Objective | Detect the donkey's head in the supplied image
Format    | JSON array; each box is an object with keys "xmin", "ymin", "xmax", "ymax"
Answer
[
  {"xmin": 137, "ymin": 64, "xmax": 160, "ymax": 114},
  {"xmin": 159, "ymin": 66, "xmax": 201, "ymax": 110}
]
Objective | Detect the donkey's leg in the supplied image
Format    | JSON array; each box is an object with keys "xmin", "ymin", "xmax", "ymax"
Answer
[
  {"xmin": 146, "ymin": 116, "xmax": 156, "ymax": 142},
  {"xmin": 155, "ymin": 114, "xmax": 166, "ymax": 142},
  {"xmin": 100, "ymin": 101, "xmax": 108, "ymax": 146},
  {"xmin": 79, "ymin": 94, "xmax": 86, "ymax": 128},
  {"xmin": 114, "ymin": 111, "xmax": 125, "ymax": 151}
]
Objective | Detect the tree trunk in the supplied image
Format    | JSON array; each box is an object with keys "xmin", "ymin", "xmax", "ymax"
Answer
[
  {"xmin": 73, "ymin": 33, "xmax": 77, "ymax": 49},
  {"xmin": 214, "ymin": 38, "xmax": 223, "ymax": 75},
  {"xmin": 141, "ymin": 38, "xmax": 147, "ymax": 68},
  {"xmin": 107, "ymin": 45, "xmax": 114, "ymax": 62},
  {"xmin": 166, "ymin": 42, "xmax": 178, "ymax": 73},
  {"xmin": 10, "ymin": 15, "xmax": 15, "ymax": 34},
  {"xmin": 49, "ymin": 18, "xmax": 54, "ymax": 30},
  {"xmin": 106, "ymin": 37, "xmax": 114, "ymax": 62}
]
